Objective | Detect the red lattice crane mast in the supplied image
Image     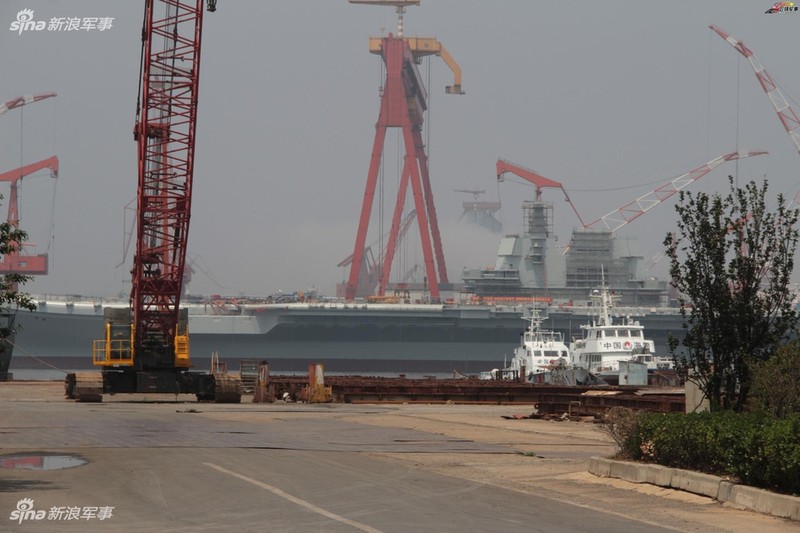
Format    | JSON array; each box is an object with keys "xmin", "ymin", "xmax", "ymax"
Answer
[
  {"xmin": 583, "ymin": 151, "xmax": 767, "ymax": 233},
  {"xmin": 345, "ymin": 0, "xmax": 464, "ymax": 302},
  {"xmin": 67, "ymin": 0, "xmax": 240, "ymax": 403}
]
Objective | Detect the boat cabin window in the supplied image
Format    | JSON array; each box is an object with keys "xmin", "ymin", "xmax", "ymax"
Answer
[{"xmin": 632, "ymin": 330, "xmax": 642, "ymax": 338}]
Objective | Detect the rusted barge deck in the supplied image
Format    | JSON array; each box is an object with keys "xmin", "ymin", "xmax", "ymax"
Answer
[{"xmin": 258, "ymin": 375, "xmax": 685, "ymax": 414}]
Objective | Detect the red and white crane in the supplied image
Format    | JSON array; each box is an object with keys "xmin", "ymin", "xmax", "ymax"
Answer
[
  {"xmin": 584, "ymin": 151, "xmax": 768, "ymax": 233},
  {"xmin": 709, "ymin": 25, "xmax": 800, "ymax": 204},
  {"xmin": 0, "ymin": 93, "xmax": 56, "ymax": 118},
  {"xmin": 709, "ymin": 25, "xmax": 800, "ymax": 156}
]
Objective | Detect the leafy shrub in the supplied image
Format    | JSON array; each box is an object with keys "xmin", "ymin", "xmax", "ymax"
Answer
[
  {"xmin": 623, "ymin": 411, "xmax": 800, "ymax": 494},
  {"xmin": 600, "ymin": 407, "xmax": 639, "ymax": 458}
]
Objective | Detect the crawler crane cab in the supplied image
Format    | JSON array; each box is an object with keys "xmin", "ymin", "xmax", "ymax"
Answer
[{"xmin": 65, "ymin": 0, "xmax": 240, "ymax": 403}]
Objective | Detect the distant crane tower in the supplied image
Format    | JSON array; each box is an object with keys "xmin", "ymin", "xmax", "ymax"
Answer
[
  {"xmin": 455, "ymin": 189, "xmax": 502, "ymax": 234},
  {"xmin": 0, "ymin": 92, "xmax": 58, "ymax": 276},
  {"xmin": 345, "ymin": 0, "xmax": 465, "ymax": 302}
]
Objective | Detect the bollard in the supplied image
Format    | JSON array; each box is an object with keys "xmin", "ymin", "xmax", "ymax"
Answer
[
  {"xmin": 307, "ymin": 363, "xmax": 332, "ymax": 403},
  {"xmin": 253, "ymin": 360, "xmax": 271, "ymax": 403}
]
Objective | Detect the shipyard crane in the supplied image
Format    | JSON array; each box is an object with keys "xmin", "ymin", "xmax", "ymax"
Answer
[
  {"xmin": 709, "ymin": 25, "xmax": 800, "ymax": 205},
  {"xmin": 338, "ymin": 210, "xmax": 417, "ymax": 298},
  {"xmin": 496, "ymin": 159, "xmax": 587, "ymax": 226},
  {"xmin": 0, "ymin": 92, "xmax": 58, "ymax": 276},
  {"xmin": 455, "ymin": 189, "xmax": 501, "ymax": 232},
  {"xmin": 0, "ymin": 93, "xmax": 56, "ymax": 118},
  {"xmin": 583, "ymin": 151, "xmax": 767, "ymax": 233},
  {"xmin": 66, "ymin": 0, "xmax": 240, "ymax": 403},
  {"xmin": 0, "ymin": 156, "xmax": 59, "ymax": 275},
  {"xmin": 345, "ymin": 0, "xmax": 464, "ymax": 302}
]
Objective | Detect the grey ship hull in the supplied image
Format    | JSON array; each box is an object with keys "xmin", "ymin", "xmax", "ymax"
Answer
[{"xmin": 11, "ymin": 299, "xmax": 685, "ymax": 374}]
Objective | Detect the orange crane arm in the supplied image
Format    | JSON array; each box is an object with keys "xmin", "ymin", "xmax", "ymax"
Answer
[
  {"xmin": 0, "ymin": 156, "xmax": 58, "ymax": 184},
  {"xmin": 496, "ymin": 158, "xmax": 586, "ymax": 226},
  {"xmin": 370, "ymin": 36, "xmax": 465, "ymax": 95}
]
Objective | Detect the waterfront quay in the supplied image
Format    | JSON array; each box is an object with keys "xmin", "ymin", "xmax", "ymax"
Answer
[{"xmin": 0, "ymin": 382, "xmax": 792, "ymax": 532}]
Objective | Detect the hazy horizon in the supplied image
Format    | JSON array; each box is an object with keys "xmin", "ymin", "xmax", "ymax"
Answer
[{"xmin": 1, "ymin": 1, "xmax": 799, "ymax": 299}]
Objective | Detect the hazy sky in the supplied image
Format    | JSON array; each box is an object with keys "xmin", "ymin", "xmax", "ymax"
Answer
[{"xmin": 1, "ymin": 1, "xmax": 799, "ymax": 299}]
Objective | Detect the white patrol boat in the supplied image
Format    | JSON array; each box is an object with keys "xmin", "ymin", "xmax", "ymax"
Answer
[
  {"xmin": 569, "ymin": 281, "xmax": 672, "ymax": 378},
  {"xmin": 483, "ymin": 308, "xmax": 570, "ymax": 381}
]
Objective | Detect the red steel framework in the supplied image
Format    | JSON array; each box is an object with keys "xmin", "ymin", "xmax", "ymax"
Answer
[
  {"xmin": 131, "ymin": 0, "xmax": 205, "ymax": 352},
  {"xmin": 0, "ymin": 92, "xmax": 58, "ymax": 276},
  {"xmin": 0, "ymin": 156, "xmax": 59, "ymax": 275},
  {"xmin": 346, "ymin": 35, "xmax": 453, "ymax": 301}
]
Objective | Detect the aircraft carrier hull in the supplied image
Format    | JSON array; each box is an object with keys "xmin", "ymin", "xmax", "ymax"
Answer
[{"xmin": 10, "ymin": 298, "xmax": 686, "ymax": 374}]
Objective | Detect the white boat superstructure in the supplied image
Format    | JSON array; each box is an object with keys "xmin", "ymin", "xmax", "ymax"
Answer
[
  {"xmin": 569, "ymin": 282, "xmax": 672, "ymax": 375},
  {"xmin": 483, "ymin": 309, "xmax": 569, "ymax": 381}
]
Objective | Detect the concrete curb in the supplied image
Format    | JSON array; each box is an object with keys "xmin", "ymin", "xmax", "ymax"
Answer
[{"xmin": 588, "ymin": 457, "xmax": 800, "ymax": 522}]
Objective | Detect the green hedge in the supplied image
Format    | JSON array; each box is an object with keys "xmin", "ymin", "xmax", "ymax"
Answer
[{"xmin": 623, "ymin": 412, "xmax": 800, "ymax": 495}]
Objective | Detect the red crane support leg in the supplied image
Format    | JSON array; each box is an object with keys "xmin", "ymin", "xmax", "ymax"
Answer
[
  {"xmin": 412, "ymin": 127, "xmax": 448, "ymax": 284},
  {"xmin": 402, "ymin": 126, "xmax": 440, "ymax": 302},
  {"xmin": 379, "ymin": 159, "xmax": 412, "ymax": 295},
  {"xmin": 346, "ymin": 122, "xmax": 388, "ymax": 300}
]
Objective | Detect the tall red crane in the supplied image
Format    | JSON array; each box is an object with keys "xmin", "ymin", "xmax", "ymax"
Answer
[
  {"xmin": 68, "ymin": 0, "xmax": 240, "ymax": 402},
  {"xmin": 345, "ymin": 0, "xmax": 464, "ymax": 302}
]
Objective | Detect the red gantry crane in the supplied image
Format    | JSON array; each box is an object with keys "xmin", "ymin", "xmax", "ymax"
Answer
[
  {"xmin": 67, "ymin": 0, "xmax": 240, "ymax": 402},
  {"xmin": 345, "ymin": 0, "xmax": 464, "ymax": 302}
]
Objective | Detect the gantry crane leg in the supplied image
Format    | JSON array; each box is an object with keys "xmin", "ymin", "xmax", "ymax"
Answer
[{"xmin": 412, "ymin": 126, "xmax": 448, "ymax": 284}]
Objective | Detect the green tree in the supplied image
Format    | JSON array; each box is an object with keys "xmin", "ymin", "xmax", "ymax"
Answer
[
  {"xmin": 664, "ymin": 177, "xmax": 799, "ymax": 412},
  {"xmin": 0, "ymin": 202, "xmax": 36, "ymax": 346}
]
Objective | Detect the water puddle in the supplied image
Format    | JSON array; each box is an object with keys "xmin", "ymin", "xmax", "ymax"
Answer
[{"xmin": 0, "ymin": 454, "xmax": 87, "ymax": 470}]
